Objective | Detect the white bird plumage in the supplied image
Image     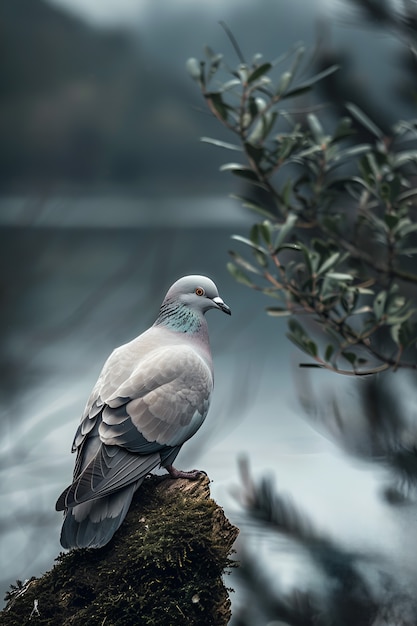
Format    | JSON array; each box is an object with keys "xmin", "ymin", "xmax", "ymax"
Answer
[{"xmin": 56, "ymin": 275, "xmax": 231, "ymax": 549}]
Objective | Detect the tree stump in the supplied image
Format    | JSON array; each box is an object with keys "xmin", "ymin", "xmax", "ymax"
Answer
[{"xmin": 1, "ymin": 475, "xmax": 239, "ymax": 626}]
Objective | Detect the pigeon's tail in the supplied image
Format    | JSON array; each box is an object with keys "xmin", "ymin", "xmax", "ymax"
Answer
[{"xmin": 60, "ymin": 481, "xmax": 141, "ymax": 549}]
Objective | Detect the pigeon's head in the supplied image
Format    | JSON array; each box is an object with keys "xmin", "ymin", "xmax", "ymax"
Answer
[{"xmin": 165, "ymin": 275, "xmax": 231, "ymax": 316}]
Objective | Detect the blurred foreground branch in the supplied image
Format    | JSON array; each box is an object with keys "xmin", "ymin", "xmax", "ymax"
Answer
[
  {"xmin": 2, "ymin": 476, "xmax": 238, "ymax": 626},
  {"xmin": 234, "ymin": 457, "xmax": 416, "ymax": 626}
]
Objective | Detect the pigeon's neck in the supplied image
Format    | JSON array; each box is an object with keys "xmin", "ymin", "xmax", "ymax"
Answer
[{"xmin": 154, "ymin": 300, "xmax": 206, "ymax": 335}]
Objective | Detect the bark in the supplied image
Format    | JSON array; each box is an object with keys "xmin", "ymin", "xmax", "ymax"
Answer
[{"xmin": 1, "ymin": 475, "xmax": 239, "ymax": 626}]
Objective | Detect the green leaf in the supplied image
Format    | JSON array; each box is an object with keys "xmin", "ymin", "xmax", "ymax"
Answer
[
  {"xmin": 342, "ymin": 351, "xmax": 357, "ymax": 365},
  {"xmin": 313, "ymin": 238, "xmax": 331, "ymax": 256},
  {"xmin": 326, "ymin": 272, "xmax": 354, "ymax": 281},
  {"xmin": 259, "ymin": 220, "xmax": 272, "ymax": 246},
  {"xmin": 325, "ymin": 344, "xmax": 334, "ymax": 361},
  {"xmin": 292, "ymin": 145, "xmax": 322, "ymax": 160},
  {"xmin": 373, "ymin": 291, "xmax": 387, "ymax": 320},
  {"xmin": 386, "ymin": 310, "xmax": 415, "ymax": 325},
  {"xmin": 287, "ymin": 320, "xmax": 318, "ymax": 358},
  {"xmin": 395, "ymin": 220, "xmax": 417, "ymax": 238},
  {"xmin": 244, "ymin": 141, "xmax": 264, "ymax": 164},
  {"xmin": 248, "ymin": 224, "xmax": 270, "ymax": 265},
  {"xmin": 281, "ymin": 84, "xmax": 313, "ymax": 99},
  {"xmin": 220, "ymin": 163, "xmax": 267, "ymax": 188},
  {"xmin": 330, "ymin": 117, "xmax": 355, "ymax": 143},
  {"xmin": 204, "ymin": 46, "xmax": 216, "ymax": 59},
  {"xmin": 227, "ymin": 262, "xmax": 254, "ymax": 287},
  {"xmin": 200, "ymin": 137, "xmax": 242, "ymax": 151},
  {"xmin": 391, "ymin": 321, "xmax": 417, "ymax": 348},
  {"xmin": 247, "ymin": 111, "xmax": 277, "ymax": 145},
  {"xmin": 250, "ymin": 223, "xmax": 261, "ymax": 246},
  {"xmin": 391, "ymin": 323, "xmax": 401, "ymax": 346},
  {"xmin": 219, "ymin": 78, "xmax": 241, "ymax": 92},
  {"xmin": 317, "ymin": 252, "xmax": 341, "ymax": 276},
  {"xmin": 298, "ymin": 363, "xmax": 324, "ymax": 369},
  {"xmin": 231, "ymin": 234, "xmax": 268, "ymax": 254},
  {"xmin": 237, "ymin": 64, "xmax": 249, "ymax": 83},
  {"xmin": 220, "ymin": 163, "xmax": 257, "ymax": 177},
  {"xmin": 307, "ymin": 114, "xmax": 325, "ymax": 144},
  {"xmin": 207, "ymin": 92, "xmax": 229, "ymax": 121},
  {"xmin": 266, "ymin": 307, "xmax": 291, "ymax": 317},
  {"xmin": 275, "ymin": 243, "xmax": 302, "ymax": 252},
  {"xmin": 298, "ymin": 243, "xmax": 314, "ymax": 277},
  {"xmin": 364, "ymin": 153, "xmax": 381, "ymax": 180},
  {"xmin": 282, "ymin": 64, "xmax": 339, "ymax": 100},
  {"xmin": 207, "ymin": 52, "xmax": 224, "ymax": 80},
  {"xmin": 248, "ymin": 96, "xmax": 258, "ymax": 119},
  {"xmin": 352, "ymin": 305, "xmax": 372, "ymax": 314},
  {"xmin": 346, "ymin": 102, "xmax": 384, "ymax": 139},
  {"xmin": 186, "ymin": 57, "xmax": 204, "ymax": 85},
  {"xmin": 281, "ymin": 178, "xmax": 293, "ymax": 208},
  {"xmin": 231, "ymin": 194, "xmax": 276, "ymax": 220},
  {"xmin": 277, "ymin": 71, "xmax": 292, "ymax": 95},
  {"xmin": 398, "ymin": 247, "xmax": 417, "ymax": 256},
  {"xmin": 332, "ymin": 144, "xmax": 372, "ymax": 162},
  {"xmin": 392, "ymin": 149, "xmax": 417, "ymax": 167},
  {"xmin": 288, "ymin": 318, "xmax": 306, "ymax": 336},
  {"xmin": 228, "ymin": 250, "xmax": 262, "ymax": 275},
  {"xmin": 273, "ymin": 212, "xmax": 298, "ymax": 251},
  {"xmin": 286, "ymin": 332, "xmax": 306, "ymax": 353},
  {"xmin": 384, "ymin": 213, "xmax": 400, "ymax": 230},
  {"xmin": 245, "ymin": 120, "xmax": 264, "ymax": 146},
  {"xmin": 357, "ymin": 287, "xmax": 374, "ymax": 295},
  {"xmin": 253, "ymin": 249, "xmax": 269, "ymax": 267},
  {"xmin": 252, "ymin": 52, "xmax": 264, "ymax": 65},
  {"xmin": 346, "ymin": 176, "xmax": 372, "ymax": 193},
  {"xmin": 247, "ymin": 62, "xmax": 272, "ymax": 84},
  {"xmin": 287, "ymin": 320, "xmax": 318, "ymax": 357},
  {"xmin": 288, "ymin": 45, "xmax": 305, "ymax": 80}
]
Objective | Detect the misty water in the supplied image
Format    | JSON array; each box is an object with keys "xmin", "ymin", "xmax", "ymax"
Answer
[{"xmin": 1, "ymin": 194, "xmax": 414, "ymax": 620}]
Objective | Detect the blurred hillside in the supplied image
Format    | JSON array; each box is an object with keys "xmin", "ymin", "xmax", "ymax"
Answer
[{"xmin": 0, "ymin": 0, "xmax": 225, "ymax": 193}]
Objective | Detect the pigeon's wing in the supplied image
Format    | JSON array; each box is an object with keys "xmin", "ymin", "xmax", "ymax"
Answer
[
  {"xmin": 59, "ymin": 483, "xmax": 139, "ymax": 549},
  {"xmin": 101, "ymin": 344, "xmax": 213, "ymax": 448},
  {"xmin": 57, "ymin": 440, "xmax": 161, "ymax": 510},
  {"xmin": 58, "ymin": 344, "xmax": 212, "ymax": 509}
]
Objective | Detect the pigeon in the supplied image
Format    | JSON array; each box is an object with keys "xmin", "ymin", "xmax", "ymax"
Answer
[{"xmin": 56, "ymin": 275, "xmax": 231, "ymax": 549}]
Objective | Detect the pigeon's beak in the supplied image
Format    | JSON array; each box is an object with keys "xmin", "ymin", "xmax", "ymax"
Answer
[{"xmin": 212, "ymin": 296, "xmax": 231, "ymax": 315}]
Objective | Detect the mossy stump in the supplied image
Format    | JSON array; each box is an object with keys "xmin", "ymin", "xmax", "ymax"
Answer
[{"xmin": 2, "ymin": 475, "xmax": 238, "ymax": 626}]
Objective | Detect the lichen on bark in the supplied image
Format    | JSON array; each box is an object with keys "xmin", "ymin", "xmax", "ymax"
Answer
[{"xmin": 1, "ymin": 475, "xmax": 239, "ymax": 626}]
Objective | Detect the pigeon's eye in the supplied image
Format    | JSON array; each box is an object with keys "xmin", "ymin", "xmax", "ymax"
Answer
[{"xmin": 195, "ymin": 287, "xmax": 205, "ymax": 296}]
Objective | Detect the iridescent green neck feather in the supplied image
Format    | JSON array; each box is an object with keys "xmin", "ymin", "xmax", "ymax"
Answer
[{"xmin": 154, "ymin": 300, "xmax": 203, "ymax": 333}]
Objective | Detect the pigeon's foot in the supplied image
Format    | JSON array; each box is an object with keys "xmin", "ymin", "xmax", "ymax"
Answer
[{"xmin": 166, "ymin": 465, "xmax": 207, "ymax": 480}]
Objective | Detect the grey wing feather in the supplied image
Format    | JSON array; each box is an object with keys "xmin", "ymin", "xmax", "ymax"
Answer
[
  {"xmin": 57, "ymin": 343, "xmax": 212, "ymax": 511},
  {"xmin": 102, "ymin": 345, "xmax": 213, "ymax": 447},
  {"xmin": 58, "ymin": 446, "xmax": 160, "ymax": 509},
  {"xmin": 60, "ymin": 483, "xmax": 138, "ymax": 549}
]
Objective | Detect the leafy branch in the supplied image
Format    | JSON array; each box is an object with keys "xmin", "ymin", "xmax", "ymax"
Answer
[{"xmin": 187, "ymin": 40, "xmax": 417, "ymax": 375}]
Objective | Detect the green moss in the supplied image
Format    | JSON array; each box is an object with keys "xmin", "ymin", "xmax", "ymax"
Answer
[{"xmin": 1, "ymin": 475, "xmax": 238, "ymax": 626}]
